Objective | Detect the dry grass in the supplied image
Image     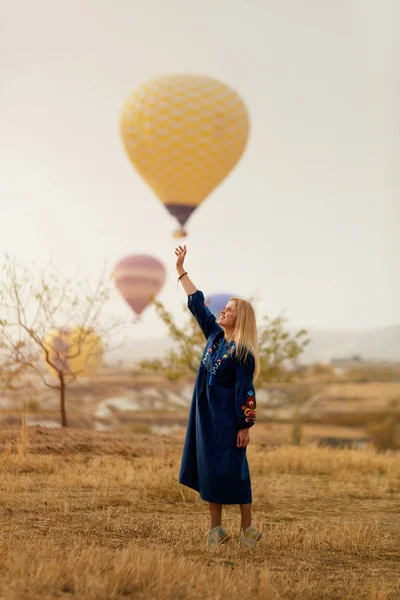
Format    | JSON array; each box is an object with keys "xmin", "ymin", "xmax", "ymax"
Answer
[{"xmin": 0, "ymin": 426, "xmax": 399, "ymax": 600}]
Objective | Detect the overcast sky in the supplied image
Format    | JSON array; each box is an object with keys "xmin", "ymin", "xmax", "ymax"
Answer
[{"xmin": 1, "ymin": 0, "xmax": 398, "ymax": 341}]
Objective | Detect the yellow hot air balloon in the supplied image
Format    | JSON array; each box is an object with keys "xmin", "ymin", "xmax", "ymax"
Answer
[
  {"xmin": 44, "ymin": 327, "xmax": 103, "ymax": 378},
  {"xmin": 120, "ymin": 74, "xmax": 250, "ymax": 237}
]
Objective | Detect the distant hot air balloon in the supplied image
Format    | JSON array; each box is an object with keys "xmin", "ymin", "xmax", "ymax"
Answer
[
  {"xmin": 205, "ymin": 293, "xmax": 237, "ymax": 319},
  {"xmin": 44, "ymin": 327, "xmax": 103, "ymax": 378},
  {"xmin": 113, "ymin": 255, "xmax": 166, "ymax": 317},
  {"xmin": 120, "ymin": 74, "xmax": 250, "ymax": 237}
]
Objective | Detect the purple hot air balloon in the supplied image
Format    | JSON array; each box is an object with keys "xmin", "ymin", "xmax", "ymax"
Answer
[
  {"xmin": 113, "ymin": 255, "xmax": 166, "ymax": 317},
  {"xmin": 205, "ymin": 293, "xmax": 238, "ymax": 319}
]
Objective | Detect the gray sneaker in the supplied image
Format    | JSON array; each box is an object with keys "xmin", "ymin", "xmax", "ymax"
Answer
[
  {"xmin": 207, "ymin": 526, "xmax": 230, "ymax": 547},
  {"xmin": 240, "ymin": 525, "xmax": 262, "ymax": 548}
]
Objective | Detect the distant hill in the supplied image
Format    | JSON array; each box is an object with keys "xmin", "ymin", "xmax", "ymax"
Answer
[
  {"xmin": 108, "ymin": 325, "xmax": 400, "ymax": 366},
  {"xmin": 301, "ymin": 325, "xmax": 400, "ymax": 364}
]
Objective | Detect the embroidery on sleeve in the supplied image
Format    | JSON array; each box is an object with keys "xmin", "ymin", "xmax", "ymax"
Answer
[{"xmin": 241, "ymin": 390, "xmax": 256, "ymax": 424}]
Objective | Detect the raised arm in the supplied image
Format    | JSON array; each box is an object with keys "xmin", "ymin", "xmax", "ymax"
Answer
[
  {"xmin": 175, "ymin": 245, "xmax": 197, "ymax": 296},
  {"xmin": 175, "ymin": 245, "xmax": 222, "ymax": 340}
]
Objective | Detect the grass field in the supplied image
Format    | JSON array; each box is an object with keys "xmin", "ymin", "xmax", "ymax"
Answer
[{"xmin": 0, "ymin": 425, "xmax": 399, "ymax": 599}]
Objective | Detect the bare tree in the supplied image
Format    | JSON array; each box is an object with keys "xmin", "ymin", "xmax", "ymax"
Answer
[{"xmin": 0, "ymin": 255, "xmax": 126, "ymax": 427}]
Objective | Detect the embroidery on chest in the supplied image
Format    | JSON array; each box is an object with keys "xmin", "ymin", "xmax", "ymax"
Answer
[
  {"xmin": 208, "ymin": 343, "xmax": 234, "ymax": 385},
  {"xmin": 201, "ymin": 341, "xmax": 218, "ymax": 366}
]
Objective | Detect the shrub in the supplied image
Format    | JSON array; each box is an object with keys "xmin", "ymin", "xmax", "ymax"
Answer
[{"xmin": 367, "ymin": 413, "xmax": 400, "ymax": 451}]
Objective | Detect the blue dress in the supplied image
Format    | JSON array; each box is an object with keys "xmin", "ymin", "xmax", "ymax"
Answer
[{"xmin": 179, "ymin": 290, "xmax": 257, "ymax": 505}]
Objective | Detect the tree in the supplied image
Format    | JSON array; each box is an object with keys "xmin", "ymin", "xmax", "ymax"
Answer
[
  {"xmin": 138, "ymin": 298, "xmax": 309, "ymax": 384},
  {"xmin": 258, "ymin": 315, "xmax": 309, "ymax": 383},
  {"xmin": 0, "ymin": 255, "xmax": 125, "ymax": 427},
  {"xmin": 138, "ymin": 299, "xmax": 204, "ymax": 381}
]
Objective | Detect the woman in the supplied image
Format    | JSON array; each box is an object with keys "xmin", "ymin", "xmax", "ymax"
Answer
[{"xmin": 175, "ymin": 245, "xmax": 262, "ymax": 548}]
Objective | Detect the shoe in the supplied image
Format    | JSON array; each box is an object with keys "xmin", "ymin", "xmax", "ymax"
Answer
[
  {"xmin": 240, "ymin": 525, "xmax": 262, "ymax": 548},
  {"xmin": 207, "ymin": 526, "xmax": 230, "ymax": 547}
]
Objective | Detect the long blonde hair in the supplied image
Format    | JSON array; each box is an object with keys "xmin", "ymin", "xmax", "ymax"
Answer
[{"xmin": 228, "ymin": 297, "xmax": 260, "ymax": 380}]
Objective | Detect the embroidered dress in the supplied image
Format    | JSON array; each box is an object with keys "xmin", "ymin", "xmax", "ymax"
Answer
[{"xmin": 179, "ymin": 290, "xmax": 256, "ymax": 504}]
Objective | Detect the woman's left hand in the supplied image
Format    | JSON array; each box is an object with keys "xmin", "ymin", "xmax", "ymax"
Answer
[{"xmin": 237, "ymin": 428, "xmax": 250, "ymax": 448}]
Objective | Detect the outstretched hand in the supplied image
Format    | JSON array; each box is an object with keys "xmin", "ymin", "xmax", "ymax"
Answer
[{"xmin": 175, "ymin": 245, "xmax": 187, "ymax": 273}]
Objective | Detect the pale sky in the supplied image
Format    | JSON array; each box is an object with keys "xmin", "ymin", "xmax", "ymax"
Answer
[{"xmin": 1, "ymin": 0, "xmax": 399, "ymax": 341}]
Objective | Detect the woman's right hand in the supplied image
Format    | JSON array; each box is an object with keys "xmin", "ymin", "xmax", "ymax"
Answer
[{"xmin": 175, "ymin": 245, "xmax": 187, "ymax": 275}]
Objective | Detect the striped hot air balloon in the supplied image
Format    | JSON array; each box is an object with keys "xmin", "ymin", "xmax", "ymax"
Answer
[
  {"xmin": 113, "ymin": 255, "xmax": 166, "ymax": 317},
  {"xmin": 120, "ymin": 74, "xmax": 250, "ymax": 237}
]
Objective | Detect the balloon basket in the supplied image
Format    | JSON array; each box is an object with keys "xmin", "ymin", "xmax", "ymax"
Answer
[{"xmin": 172, "ymin": 227, "xmax": 187, "ymax": 239}]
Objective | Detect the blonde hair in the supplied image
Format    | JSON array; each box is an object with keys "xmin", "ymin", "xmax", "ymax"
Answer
[{"xmin": 228, "ymin": 297, "xmax": 260, "ymax": 380}]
